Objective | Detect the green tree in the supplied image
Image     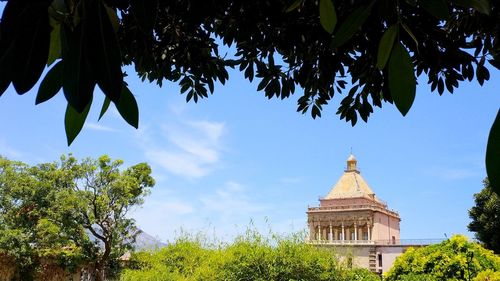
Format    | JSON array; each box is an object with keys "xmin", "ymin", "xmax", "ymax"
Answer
[
  {"xmin": 0, "ymin": 155, "xmax": 155, "ymax": 280},
  {"xmin": 468, "ymin": 178, "xmax": 500, "ymax": 254},
  {"xmin": 0, "ymin": 0, "xmax": 498, "ymax": 193},
  {"xmin": 385, "ymin": 235, "xmax": 500, "ymax": 281},
  {"xmin": 0, "ymin": 156, "xmax": 86, "ymax": 279}
]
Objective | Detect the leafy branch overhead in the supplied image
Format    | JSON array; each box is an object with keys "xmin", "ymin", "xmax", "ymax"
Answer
[{"xmin": 0, "ymin": 0, "xmax": 498, "ymax": 192}]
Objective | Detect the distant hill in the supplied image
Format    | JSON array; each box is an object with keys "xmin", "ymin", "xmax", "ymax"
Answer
[
  {"xmin": 86, "ymin": 228, "xmax": 166, "ymax": 251},
  {"xmin": 133, "ymin": 230, "xmax": 166, "ymax": 250}
]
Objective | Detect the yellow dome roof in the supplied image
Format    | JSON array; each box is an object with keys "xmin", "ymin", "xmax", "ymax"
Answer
[
  {"xmin": 324, "ymin": 154, "xmax": 381, "ymax": 202},
  {"xmin": 324, "ymin": 170, "xmax": 375, "ymax": 199}
]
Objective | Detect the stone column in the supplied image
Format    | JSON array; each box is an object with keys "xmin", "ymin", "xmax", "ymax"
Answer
[
  {"xmin": 341, "ymin": 222, "xmax": 345, "ymax": 241},
  {"xmin": 354, "ymin": 222, "xmax": 358, "ymax": 241},
  {"xmin": 308, "ymin": 222, "xmax": 314, "ymax": 242},
  {"xmin": 329, "ymin": 224, "xmax": 333, "ymax": 242},
  {"xmin": 317, "ymin": 223, "xmax": 321, "ymax": 241},
  {"xmin": 367, "ymin": 223, "xmax": 371, "ymax": 241}
]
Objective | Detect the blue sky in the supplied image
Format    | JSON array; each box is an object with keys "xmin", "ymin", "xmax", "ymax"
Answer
[
  {"xmin": 0, "ymin": 3, "xmax": 498, "ymax": 241},
  {"xmin": 1, "ymin": 62, "xmax": 498, "ymax": 243}
]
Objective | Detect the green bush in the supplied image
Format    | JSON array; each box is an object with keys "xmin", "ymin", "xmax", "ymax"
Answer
[
  {"xmin": 385, "ymin": 235, "xmax": 500, "ymax": 281},
  {"xmin": 344, "ymin": 268, "xmax": 381, "ymax": 281},
  {"xmin": 120, "ymin": 232, "xmax": 379, "ymax": 281},
  {"xmin": 473, "ymin": 270, "xmax": 500, "ymax": 281}
]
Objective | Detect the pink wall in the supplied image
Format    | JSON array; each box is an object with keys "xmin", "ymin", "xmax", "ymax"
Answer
[{"xmin": 373, "ymin": 212, "xmax": 400, "ymax": 242}]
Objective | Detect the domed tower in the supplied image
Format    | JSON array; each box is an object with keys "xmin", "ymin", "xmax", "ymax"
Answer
[{"xmin": 307, "ymin": 154, "xmax": 400, "ymax": 244}]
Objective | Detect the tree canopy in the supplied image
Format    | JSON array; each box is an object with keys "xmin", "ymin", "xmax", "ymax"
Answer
[
  {"xmin": 0, "ymin": 155, "xmax": 155, "ymax": 280},
  {"xmin": 468, "ymin": 178, "xmax": 500, "ymax": 255},
  {"xmin": 0, "ymin": 0, "xmax": 498, "ymax": 192},
  {"xmin": 385, "ymin": 235, "xmax": 500, "ymax": 281}
]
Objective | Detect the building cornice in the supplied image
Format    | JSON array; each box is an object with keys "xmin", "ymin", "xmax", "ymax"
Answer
[{"xmin": 307, "ymin": 204, "xmax": 400, "ymax": 220}]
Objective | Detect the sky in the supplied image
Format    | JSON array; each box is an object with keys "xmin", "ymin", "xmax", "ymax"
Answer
[
  {"xmin": 0, "ymin": 5, "xmax": 498, "ymax": 242},
  {"xmin": 1, "ymin": 62, "xmax": 498, "ymax": 243}
]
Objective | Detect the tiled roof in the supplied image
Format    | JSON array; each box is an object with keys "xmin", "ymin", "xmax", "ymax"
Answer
[{"xmin": 324, "ymin": 154, "xmax": 381, "ymax": 202}]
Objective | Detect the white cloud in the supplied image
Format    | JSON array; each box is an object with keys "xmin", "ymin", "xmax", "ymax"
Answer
[
  {"xmin": 161, "ymin": 201, "xmax": 195, "ymax": 215},
  {"xmin": 131, "ymin": 181, "xmax": 284, "ymax": 242},
  {"xmin": 187, "ymin": 121, "xmax": 224, "ymax": 142},
  {"xmin": 137, "ymin": 116, "xmax": 225, "ymax": 179},
  {"xmin": 84, "ymin": 122, "xmax": 117, "ymax": 132},
  {"xmin": 279, "ymin": 176, "xmax": 303, "ymax": 185},
  {"xmin": 440, "ymin": 168, "xmax": 478, "ymax": 181},
  {"xmin": 0, "ymin": 139, "xmax": 22, "ymax": 159},
  {"xmin": 145, "ymin": 150, "xmax": 209, "ymax": 178},
  {"xmin": 201, "ymin": 181, "xmax": 267, "ymax": 215}
]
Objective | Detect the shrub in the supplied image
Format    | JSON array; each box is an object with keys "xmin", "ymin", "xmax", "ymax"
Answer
[
  {"xmin": 474, "ymin": 270, "xmax": 500, "ymax": 281},
  {"xmin": 120, "ymin": 232, "xmax": 379, "ymax": 281},
  {"xmin": 385, "ymin": 235, "xmax": 500, "ymax": 281}
]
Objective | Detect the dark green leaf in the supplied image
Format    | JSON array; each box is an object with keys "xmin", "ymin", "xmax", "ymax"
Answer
[
  {"xmin": 350, "ymin": 110, "xmax": 357, "ymax": 126},
  {"xmin": 9, "ymin": 2, "xmax": 51, "ymax": 94},
  {"xmin": 115, "ymin": 85, "xmax": 139, "ymax": 128},
  {"xmin": 388, "ymin": 42, "xmax": 416, "ymax": 116},
  {"xmin": 477, "ymin": 64, "xmax": 488, "ymax": 86},
  {"xmin": 486, "ymin": 109, "xmax": 500, "ymax": 195},
  {"xmin": 331, "ymin": 2, "xmax": 374, "ymax": 48},
  {"xmin": 65, "ymin": 96, "xmax": 92, "ymax": 146},
  {"xmin": 452, "ymin": 0, "xmax": 490, "ymax": 15},
  {"xmin": 61, "ymin": 25, "xmax": 95, "ymax": 113},
  {"xmin": 257, "ymin": 78, "xmax": 270, "ymax": 91},
  {"xmin": 311, "ymin": 105, "xmax": 321, "ymax": 119},
  {"xmin": 36, "ymin": 61, "xmax": 63, "ymax": 105},
  {"xmin": 319, "ymin": 0, "xmax": 337, "ymax": 34},
  {"xmin": 489, "ymin": 59, "xmax": 500, "ymax": 70},
  {"xmin": 377, "ymin": 24, "xmax": 398, "ymax": 70},
  {"xmin": 401, "ymin": 23, "xmax": 419, "ymax": 52},
  {"xmin": 87, "ymin": 0, "xmax": 123, "ymax": 103},
  {"xmin": 98, "ymin": 97, "xmax": 111, "ymax": 121},
  {"xmin": 244, "ymin": 63, "xmax": 254, "ymax": 82},
  {"xmin": 286, "ymin": 0, "xmax": 303, "ymax": 12},
  {"xmin": 438, "ymin": 77, "xmax": 444, "ymax": 94},
  {"xmin": 0, "ymin": 0, "xmax": 27, "ymax": 90},
  {"xmin": 47, "ymin": 20, "xmax": 61, "ymax": 66},
  {"xmin": 130, "ymin": 0, "xmax": 159, "ymax": 34},
  {"xmin": 186, "ymin": 90, "xmax": 194, "ymax": 102},
  {"xmin": 0, "ymin": 79, "xmax": 9, "ymax": 97},
  {"xmin": 105, "ymin": 6, "xmax": 120, "ymax": 32},
  {"xmin": 207, "ymin": 79, "xmax": 214, "ymax": 93},
  {"xmin": 0, "ymin": 42, "xmax": 15, "ymax": 95},
  {"xmin": 420, "ymin": 0, "xmax": 450, "ymax": 20}
]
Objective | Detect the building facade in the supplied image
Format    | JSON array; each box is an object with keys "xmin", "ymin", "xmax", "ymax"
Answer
[{"xmin": 307, "ymin": 155, "xmax": 422, "ymax": 274}]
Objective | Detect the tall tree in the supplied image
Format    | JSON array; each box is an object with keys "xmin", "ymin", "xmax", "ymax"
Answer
[
  {"xmin": 0, "ymin": 155, "xmax": 155, "ymax": 280},
  {"xmin": 0, "ymin": 0, "xmax": 498, "ymax": 193},
  {"xmin": 468, "ymin": 178, "xmax": 500, "ymax": 254},
  {"xmin": 55, "ymin": 155, "xmax": 156, "ymax": 280}
]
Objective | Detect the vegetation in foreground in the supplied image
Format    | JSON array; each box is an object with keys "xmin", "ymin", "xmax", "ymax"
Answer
[
  {"xmin": 385, "ymin": 235, "xmax": 500, "ymax": 281},
  {"xmin": 0, "ymin": 155, "xmax": 154, "ymax": 281},
  {"xmin": 469, "ymin": 178, "xmax": 500, "ymax": 255},
  {"xmin": 120, "ymin": 231, "xmax": 379, "ymax": 281}
]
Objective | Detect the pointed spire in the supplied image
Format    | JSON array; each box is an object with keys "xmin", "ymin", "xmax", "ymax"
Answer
[{"xmin": 346, "ymin": 154, "xmax": 358, "ymax": 172}]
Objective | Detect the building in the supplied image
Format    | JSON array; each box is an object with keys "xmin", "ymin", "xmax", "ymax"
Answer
[{"xmin": 307, "ymin": 154, "xmax": 431, "ymax": 274}]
